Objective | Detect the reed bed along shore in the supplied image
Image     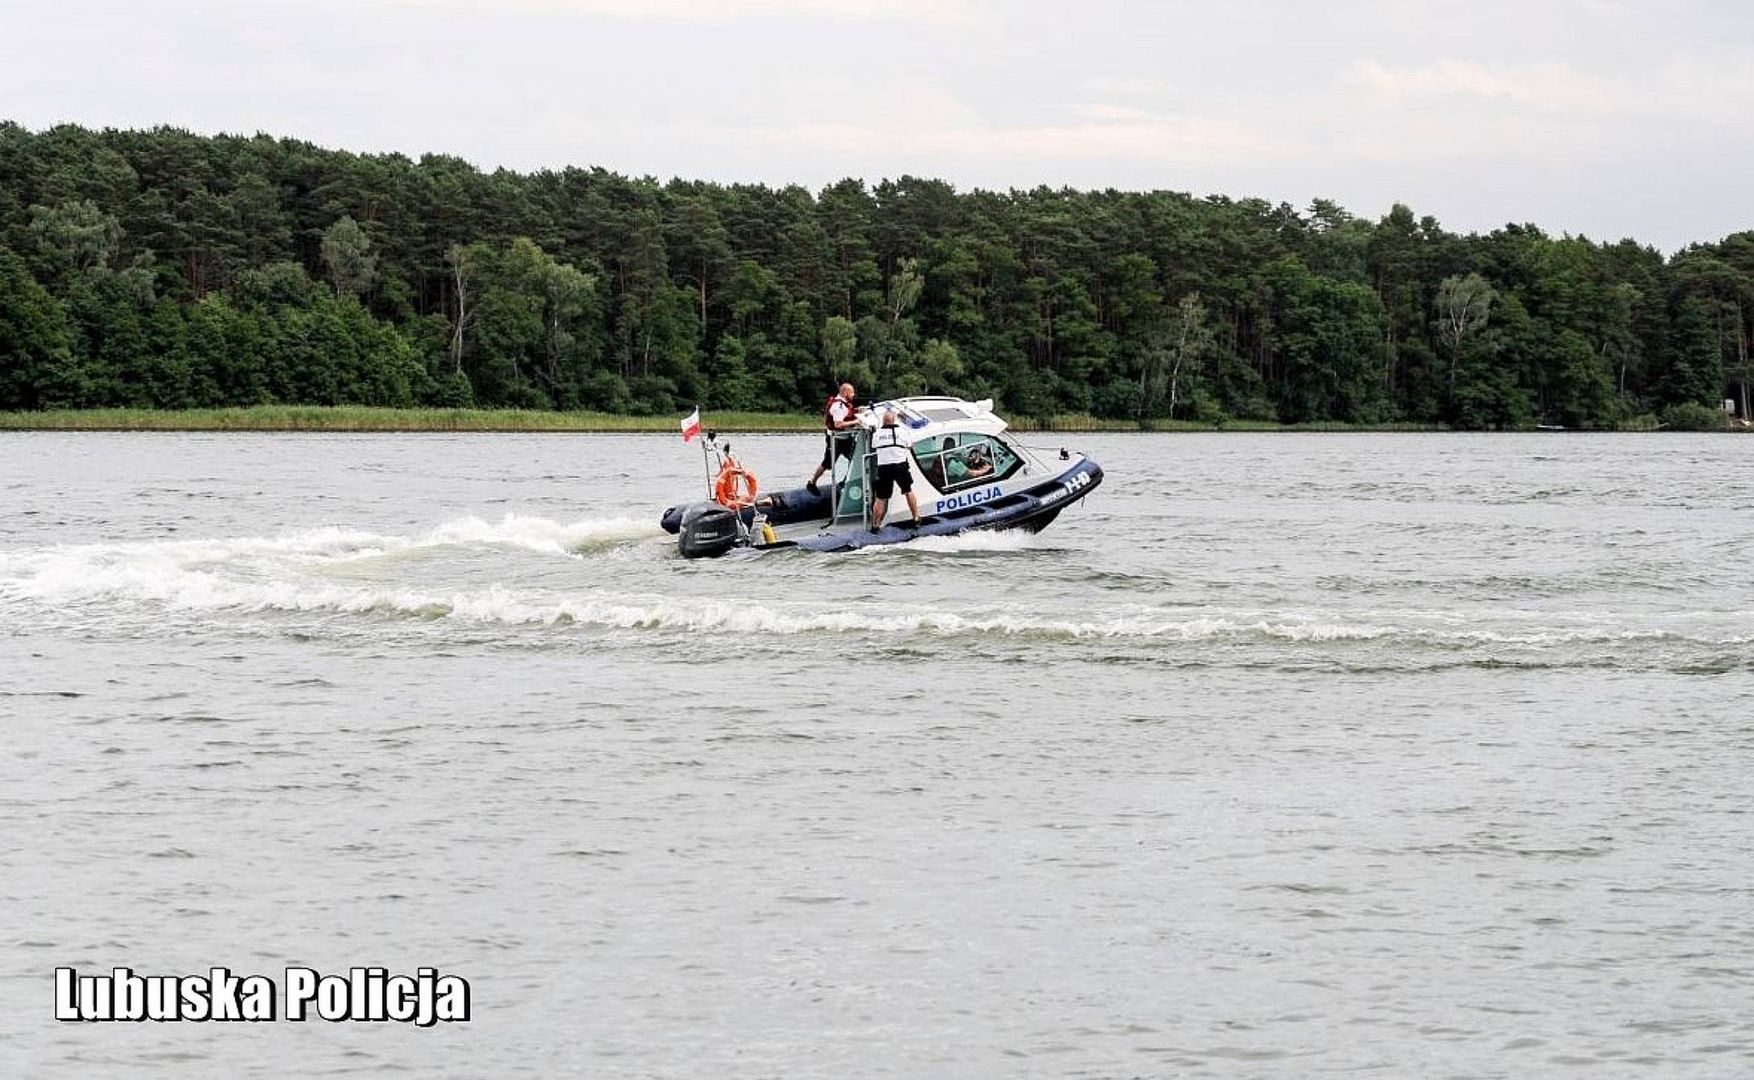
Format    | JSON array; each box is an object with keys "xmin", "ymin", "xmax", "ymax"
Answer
[
  {"xmin": 4, "ymin": 406, "xmax": 1721, "ymax": 434},
  {"xmin": 0, "ymin": 407, "xmax": 819, "ymax": 433},
  {"xmin": 0, "ymin": 407, "xmax": 1147, "ymax": 433}
]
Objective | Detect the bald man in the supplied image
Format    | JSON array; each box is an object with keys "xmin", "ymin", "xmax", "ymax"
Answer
[{"xmin": 806, "ymin": 382, "xmax": 859, "ymax": 496}]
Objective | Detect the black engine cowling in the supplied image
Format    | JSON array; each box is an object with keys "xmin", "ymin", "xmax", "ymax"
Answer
[{"xmin": 677, "ymin": 502, "xmax": 741, "ymax": 559}]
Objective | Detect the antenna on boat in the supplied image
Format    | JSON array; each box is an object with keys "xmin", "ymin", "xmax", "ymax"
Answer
[{"xmin": 700, "ymin": 414, "xmax": 718, "ymax": 498}]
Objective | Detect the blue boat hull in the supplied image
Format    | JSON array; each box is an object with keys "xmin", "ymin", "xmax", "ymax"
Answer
[{"xmin": 662, "ymin": 458, "xmax": 1103, "ymax": 556}]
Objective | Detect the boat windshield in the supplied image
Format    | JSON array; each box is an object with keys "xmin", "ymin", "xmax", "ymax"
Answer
[
  {"xmin": 913, "ymin": 431, "xmax": 1021, "ymax": 492},
  {"xmin": 833, "ymin": 428, "xmax": 871, "ymax": 522}
]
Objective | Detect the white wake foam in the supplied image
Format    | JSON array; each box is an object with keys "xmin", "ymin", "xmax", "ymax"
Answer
[
  {"xmin": 850, "ymin": 529, "xmax": 1042, "ymax": 555},
  {"xmin": 413, "ymin": 514, "xmax": 657, "ymax": 556},
  {"xmin": 0, "ymin": 515, "xmax": 659, "ymax": 613},
  {"xmin": 0, "ymin": 514, "xmax": 656, "ymax": 571},
  {"xmin": 0, "ymin": 554, "xmax": 1735, "ymax": 645},
  {"xmin": 1, "ymin": 517, "xmax": 1746, "ymax": 648}
]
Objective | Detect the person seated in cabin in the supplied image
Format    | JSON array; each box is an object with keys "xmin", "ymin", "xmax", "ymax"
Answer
[{"xmin": 942, "ymin": 438, "xmax": 995, "ymax": 488}]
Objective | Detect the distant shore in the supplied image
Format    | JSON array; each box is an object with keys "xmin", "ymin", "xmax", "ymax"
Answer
[
  {"xmin": 0, "ymin": 406, "xmax": 1451, "ymax": 433},
  {"xmin": 0, "ymin": 406, "xmax": 1733, "ymax": 433},
  {"xmin": 0, "ymin": 407, "xmax": 824, "ymax": 433}
]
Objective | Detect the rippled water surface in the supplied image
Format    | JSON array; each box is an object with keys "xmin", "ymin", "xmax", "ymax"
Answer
[{"xmin": 4, "ymin": 431, "xmax": 1752, "ymax": 1078}]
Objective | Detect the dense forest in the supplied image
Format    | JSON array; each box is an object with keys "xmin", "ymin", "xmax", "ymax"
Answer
[{"xmin": 1, "ymin": 122, "xmax": 1751, "ymax": 429}]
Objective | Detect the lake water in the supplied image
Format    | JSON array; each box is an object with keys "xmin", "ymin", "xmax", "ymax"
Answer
[{"xmin": 3, "ymin": 431, "xmax": 1751, "ymax": 1078}]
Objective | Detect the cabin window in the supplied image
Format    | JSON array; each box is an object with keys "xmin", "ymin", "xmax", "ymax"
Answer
[{"xmin": 913, "ymin": 433, "xmax": 1020, "ymax": 493}]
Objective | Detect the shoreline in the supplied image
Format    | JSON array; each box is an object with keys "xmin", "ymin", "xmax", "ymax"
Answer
[{"xmin": 0, "ymin": 407, "xmax": 1730, "ymax": 434}]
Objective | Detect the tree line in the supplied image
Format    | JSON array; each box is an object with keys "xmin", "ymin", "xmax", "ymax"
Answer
[{"xmin": 1, "ymin": 122, "xmax": 1750, "ymax": 428}]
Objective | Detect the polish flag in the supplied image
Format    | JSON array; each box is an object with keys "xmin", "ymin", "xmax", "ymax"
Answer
[{"xmin": 680, "ymin": 407, "xmax": 702, "ymax": 442}]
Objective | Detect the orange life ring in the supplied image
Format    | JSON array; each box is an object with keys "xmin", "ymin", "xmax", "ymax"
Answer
[{"xmin": 714, "ymin": 461, "xmax": 759, "ymax": 509}]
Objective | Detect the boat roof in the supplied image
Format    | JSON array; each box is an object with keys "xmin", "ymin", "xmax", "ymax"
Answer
[{"xmin": 860, "ymin": 396, "xmax": 1008, "ymax": 438}]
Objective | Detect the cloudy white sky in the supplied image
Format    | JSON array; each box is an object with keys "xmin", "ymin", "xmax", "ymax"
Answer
[{"xmin": 3, "ymin": 0, "xmax": 1748, "ymax": 249}]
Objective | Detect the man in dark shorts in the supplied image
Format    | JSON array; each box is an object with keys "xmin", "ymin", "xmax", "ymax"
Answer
[
  {"xmin": 806, "ymin": 382, "xmax": 859, "ymax": 496},
  {"xmin": 869, "ymin": 409, "xmax": 922, "ymax": 531}
]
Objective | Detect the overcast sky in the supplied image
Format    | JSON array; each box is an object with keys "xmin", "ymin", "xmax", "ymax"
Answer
[{"xmin": 3, "ymin": 0, "xmax": 1748, "ymax": 250}]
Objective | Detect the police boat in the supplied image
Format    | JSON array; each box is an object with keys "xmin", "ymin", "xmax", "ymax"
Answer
[{"xmin": 660, "ymin": 397, "xmax": 1103, "ymax": 558}]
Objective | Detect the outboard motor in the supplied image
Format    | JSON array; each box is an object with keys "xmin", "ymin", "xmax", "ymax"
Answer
[{"xmin": 677, "ymin": 501, "xmax": 741, "ymax": 559}]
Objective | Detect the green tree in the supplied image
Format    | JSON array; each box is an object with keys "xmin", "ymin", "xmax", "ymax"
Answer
[
  {"xmin": 916, "ymin": 337, "xmax": 964, "ymax": 395},
  {"xmin": 1435, "ymin": 272, "xmax": 1495, "ymax": 384},
  {"xmin": 1141, "ymin": 293, "xmax": 1214, "ymax": 422},
  {"xmin": 320, "ymin": 215, "xmax": 378, "ymax": 298},
  {"xmin": 0, "ymin": 248, "xmax": 74, "ymax": 409},
  {"xmin": 28, "ymin": 199, "xmax": 121, "ymax": 282},
  {"xmin": 1665, "ymin": 297, "xmax": 1723, "ymax": 407},
  {"xmin": 1267, "ymin": 259, "xmax": 1390, "ymax": 423},
  {"xmin": 709, "ymin": 333, "xmax": 760, "ymax": 410}
]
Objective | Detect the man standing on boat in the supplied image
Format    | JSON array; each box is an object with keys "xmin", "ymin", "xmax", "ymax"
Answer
[
  {"xmin": 806, "ymin": 382, "xmax": 860, "ymax": 496},
  {"xmin": 869, "ymin": 409, "xmax": 923, "ymax": 531}
]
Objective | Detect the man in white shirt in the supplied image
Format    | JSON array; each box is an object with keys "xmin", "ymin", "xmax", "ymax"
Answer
[
  {"xmin": 806, "ymin": 382, "xmax": 859, "ymax": 496},
  {"xmin": 868, "ymin": 409, "xmax": 922, "ymax": 531}
]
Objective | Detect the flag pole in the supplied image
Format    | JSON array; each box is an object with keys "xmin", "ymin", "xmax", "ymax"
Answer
[{"xmin": 698, "ymin": 406, "xmax": 713, "ymax": 497}]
